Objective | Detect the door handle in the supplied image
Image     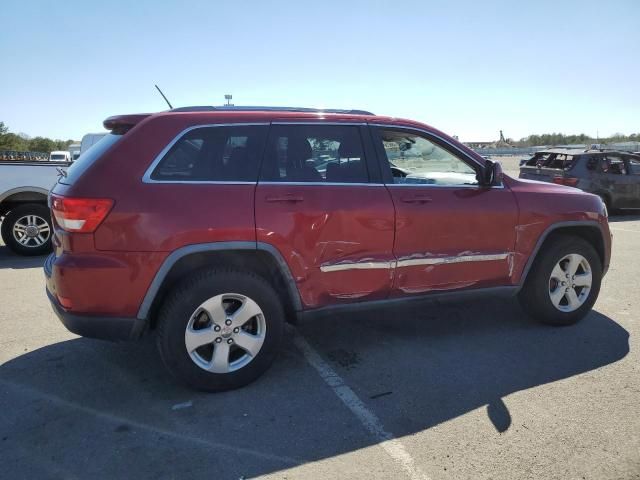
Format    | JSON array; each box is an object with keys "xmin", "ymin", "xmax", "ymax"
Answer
[
  {"xmin": 265, "ymin": 194, "xmax": 304, "ymax": 203},
  {"xmin": 400, "ymin": 195, "xmax": 432, "ymax": 204}
]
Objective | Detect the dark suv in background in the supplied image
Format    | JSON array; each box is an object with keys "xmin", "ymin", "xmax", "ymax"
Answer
[
  {"xmin": 519, "ymin": 149, "xmax": 640, "ymax": 212},
  {"xmin": 45, "ymin": 106, "xmax": 611, "ymax": 391}
]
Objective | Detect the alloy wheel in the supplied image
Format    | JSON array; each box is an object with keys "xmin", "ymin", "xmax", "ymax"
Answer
[
  {"xmin": 548, "ymin": 253, "xmax": 592, "ymax": 313},
  {"xmin": 184, "ymin": 293, "xmax": 266, "ymax": 373},
  {"xmin": 12, "ymin": 214, "xmax": 51, "ymax": 248}
]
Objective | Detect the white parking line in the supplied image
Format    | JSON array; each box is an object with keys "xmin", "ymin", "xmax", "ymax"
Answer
[
  {"xmin": 610, "ymin": 227, "xmax": 640, "ymax": 234},
  {"xmin": 294, "ymin": 333, "xmax": 430, "ymax": 480}
]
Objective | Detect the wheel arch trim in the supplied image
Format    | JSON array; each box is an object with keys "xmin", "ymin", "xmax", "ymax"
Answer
[
  {"xmin": 517, "ymin": 220, "xmax": 607, "ymax": 290},
  {"xmin": 0, "ymin": 186, "xmax": 50, "ymax": 206},
  {"xmin": 136, "ymin": 241, "xmax": 302, "ymax": 320}
]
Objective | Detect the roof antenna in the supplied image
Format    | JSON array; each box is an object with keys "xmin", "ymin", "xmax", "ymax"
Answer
[{"xmin": 155, "ymin": 84, "xmax": 173, "ymax": 109}]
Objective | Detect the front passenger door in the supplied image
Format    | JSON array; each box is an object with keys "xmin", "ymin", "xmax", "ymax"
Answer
[{"xmin": 371, "ymin": 126, "xmax": 519, "ymax": 297}]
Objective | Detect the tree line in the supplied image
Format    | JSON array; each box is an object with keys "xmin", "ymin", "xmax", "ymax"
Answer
[
  {"xmin": 511, "ymin": 132, "xmax": 639, "ymax": 147},
  {"xmin": 2, "ymin": 119, "xmax": 638, "ymax": 153},
  {"xmin": 0, "ymin": 121, "xmax": 77, "ymax": 153}
]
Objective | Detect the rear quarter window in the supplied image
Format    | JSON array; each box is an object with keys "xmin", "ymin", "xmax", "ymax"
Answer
[
  {"xmin": 547, "ymin": 154, "xmax": 575, "ymax": 170},
  {"xmin": 147, "ymin": 125, "xmax": 268, "ymax": 182},
  {"xmin": 59, "ymin": 133, "xmax": 121, "ymax": 185},
  {"xmin": 525, "ymin": 152, "xmax": 551, "ymax": 166}
]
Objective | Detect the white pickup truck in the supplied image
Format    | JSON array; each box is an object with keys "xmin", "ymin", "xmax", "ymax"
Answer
[{"xmin": 0, "ymin": 160, "xmax": 67, "ymax": 255}]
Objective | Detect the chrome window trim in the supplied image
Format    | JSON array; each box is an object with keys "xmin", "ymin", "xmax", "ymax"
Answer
[
  {"xmin": 271, "ymin": 121, "xmax": 368, "ymax": 126},
  {"xmin": 369, "ymin": 123, "xmax": 504, "ymax": 189},
  {"xmin": 319, "ymin": 253, "xmax": 510, "ymax": 273},
  {"xmin": 386, "ymin": 183, "xmax": 489, "ymax": 189},
  {"xmin": 258, "ymin": 181, "xmax": 385, "ymax": 187},
  {"xmin": 143, "ymin": 180, "xmax": 257, "ymax": 185},
  {"xmin": 141, "ymin": 122, "xmax": 270, "ymax": 184}
]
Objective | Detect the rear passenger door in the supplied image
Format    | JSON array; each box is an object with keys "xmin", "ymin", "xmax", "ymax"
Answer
[{"xmin": 255, "ymin": 123, "xmax": 396, "ymax": 309}]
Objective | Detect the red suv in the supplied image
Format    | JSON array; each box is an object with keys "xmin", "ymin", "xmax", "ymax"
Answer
[{"xmin": 45, "ymin": 106, "xmax": 612, "ymax": 391}]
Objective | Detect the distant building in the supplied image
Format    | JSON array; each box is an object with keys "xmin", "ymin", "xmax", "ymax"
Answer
[{"xmin": 464, "ymin": 130, "xmax": 513, "ymax": 149}]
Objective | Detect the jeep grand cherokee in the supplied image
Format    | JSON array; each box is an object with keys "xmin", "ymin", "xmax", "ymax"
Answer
[{"xmin": 45, "ymin": 106, "xmax": 612, "ymax": 391}]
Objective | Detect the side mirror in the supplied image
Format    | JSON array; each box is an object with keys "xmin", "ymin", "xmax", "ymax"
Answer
[{"xmin": 483, "ymin": 160, "xmax": 504, "ymax": 186}]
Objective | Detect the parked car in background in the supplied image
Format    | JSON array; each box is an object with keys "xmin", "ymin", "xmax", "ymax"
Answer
[
  {"xmin": 45, "ymin": 106, "xmax": 611, "ymax": 392},
  {"xmin": 49, "ymin": 151, "xmax": 71, "ymax": 162},
  {"xmin": 0, "ymin": 156, "xmax": 69, "ymax": 255},
  {"xmin": 519, "ymin": 149, "xmax": 640, "ymax": 212}
]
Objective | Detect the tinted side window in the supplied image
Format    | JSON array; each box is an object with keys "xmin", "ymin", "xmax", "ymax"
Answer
[
  {"xmin": 376, "ymin": 128, "xmax": 478, "ymax": 186},
  {"xmin": 586, "ymin": 155, "xmax": 600, "ymax": 171},
  {"xmin": 526, "ymin": 152, "xmax": 552, "ymax": 166},
  {"xmin": 602, "ymin": 155, "xmax": 626, "ymax": 175},
  {"xmin": 547, "ymin": 154, "xmax": 575, "ymax": 170},
  {"xmin": 150, "ymin": 125, "xmax": 267, "ymax": 182},
  {"xmin": 260, "ymin": 125, "xmax": 368, "ymax": 183}
]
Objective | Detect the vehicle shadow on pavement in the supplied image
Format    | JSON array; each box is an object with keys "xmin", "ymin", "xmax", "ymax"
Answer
[
  {"xmin": 0, "ymin": 244, "xmax": 47, "ymax": 269},
  {"xmin": 0, "ymin": 299, "xmax": 629, "ymax": 479}
]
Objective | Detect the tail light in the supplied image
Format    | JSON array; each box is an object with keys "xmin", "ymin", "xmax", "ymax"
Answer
[
  {"xmin": 50, "ymin": 194, "xmax": 114, "ymax": 233},
  {"xmin": 552, "ymin": 176, "xmax": 579, "ymax": 187}
]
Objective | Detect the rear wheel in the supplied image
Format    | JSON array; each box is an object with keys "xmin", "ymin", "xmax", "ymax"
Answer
[
  {"xmin": 1, "ymin": 203, "xmax": 52, "ymax": 256},
  {"xmin": 518, "ymin": 235, "xmax": 602, "ymax": 326},
  {"xmin": 156, "ymin": 269, "xmax": 285, "ymax": 392}
]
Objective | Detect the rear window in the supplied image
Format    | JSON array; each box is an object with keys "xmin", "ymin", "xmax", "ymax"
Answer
[
  {"xmin": 59, "ymin": 133, "xmax": 121, "ymax": 185},
  {"xmin": 148, "ymin": 125, "xmax": 268, "ymax": 182},
  {"xmin": 50, "ymin": 154, "xmax": 66, "ymax": 161},
  {"xmin": 525, "ymin": 152, "xmax": 552, "ymax": 166}
]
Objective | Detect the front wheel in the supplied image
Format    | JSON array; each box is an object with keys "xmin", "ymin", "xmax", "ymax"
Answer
[
  {"xmin": 156, "ymin": 269, "xmax": 285, "ymax": 392},
  {"xmin": 518, "ymin": 235, "xmax": 602, "ymax": 326},
  {"xmin": 1, "ymin": 203, "xmax": 53, "ymax": 256}
]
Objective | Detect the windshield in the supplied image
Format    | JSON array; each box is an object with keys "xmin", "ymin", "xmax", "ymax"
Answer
[{"xmin": 60, "ymin": 133, "xmax": 121, "ymax": 185}]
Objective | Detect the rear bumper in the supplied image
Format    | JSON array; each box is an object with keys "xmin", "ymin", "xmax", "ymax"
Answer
[{"xmin": 44, "ymin": 254, "xmax": 145, "ymax": 341}]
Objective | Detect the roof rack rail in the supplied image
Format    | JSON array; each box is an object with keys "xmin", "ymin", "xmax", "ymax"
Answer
[{"xmin": 170, "ymin": 105, "xmax": 375, "ymax": 115}]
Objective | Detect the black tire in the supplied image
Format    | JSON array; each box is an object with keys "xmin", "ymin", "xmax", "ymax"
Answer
[
  {"xmin": 1, "ymin": 203, "xmax": 53, "ymax": 256},
  {"xmin": 518, "ymin": 235, "xmax": 602, "ymax": 326},
  {"xmin": 156, "ymin": 268, "xmax": 285, "ymax": 392},
  {"xmin": 597, "ymin": 193, "xmax": 616, "ymax": 216},
  {"xmin": 598, "ymin": 193, "xmax": 611, "ymax": 213}
]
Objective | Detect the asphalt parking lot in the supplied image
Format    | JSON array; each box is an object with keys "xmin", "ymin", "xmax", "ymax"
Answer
[{"xmin": 1, "ymin": 215, "xmax": 639, "ymax": 480}]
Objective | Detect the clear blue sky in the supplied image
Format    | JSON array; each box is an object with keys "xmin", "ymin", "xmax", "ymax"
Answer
[{"xmin": 1, "ymin": 0, "xmax": 638, "ymax": 142}]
